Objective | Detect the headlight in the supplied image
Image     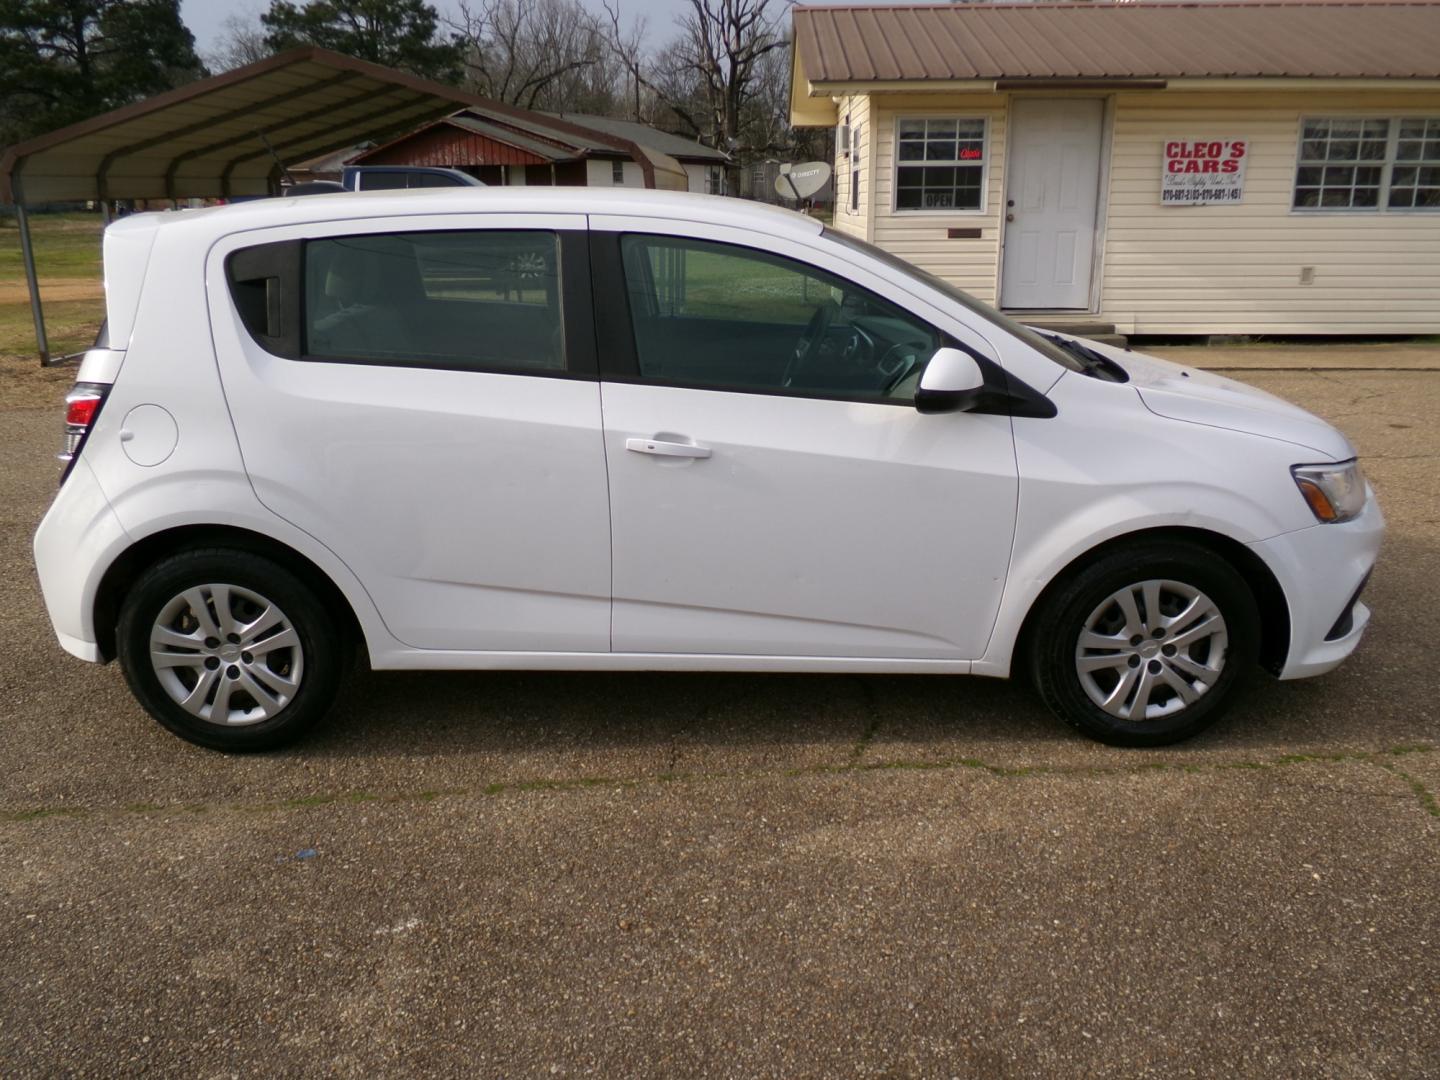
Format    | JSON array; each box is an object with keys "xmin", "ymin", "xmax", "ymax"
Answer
[{"xmin": 1291, "ymin": 460, "xmax": 1367, "ymax": 523}]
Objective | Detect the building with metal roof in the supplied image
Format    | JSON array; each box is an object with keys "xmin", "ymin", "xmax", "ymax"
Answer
[
  {"xmin": 0, "ymin": 47, "xmax": 704, "ymax": 361},
  {"xmin": 342, "ymin": 108, "xmax": 727, "ymax": 193},
  {"xmin": 791, "ymin": 1, "xmax": 1440, "ymax": 336}
]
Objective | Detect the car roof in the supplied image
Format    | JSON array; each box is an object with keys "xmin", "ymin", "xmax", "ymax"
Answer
[{"xmin": 108, "ymin": 187, "xmax": 825, "ymax": 243}]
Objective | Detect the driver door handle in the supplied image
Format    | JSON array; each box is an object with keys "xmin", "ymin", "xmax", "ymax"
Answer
[{"xmin": 626, "ymin": 437, "xmax": 712, "ymax": 460}]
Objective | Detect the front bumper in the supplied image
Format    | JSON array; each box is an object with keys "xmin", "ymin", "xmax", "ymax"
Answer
[{"xmin": 1248, "ymin": 491, "xmax": 1384, "ymax": 680}]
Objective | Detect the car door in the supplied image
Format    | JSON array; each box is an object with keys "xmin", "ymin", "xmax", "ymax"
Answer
[
  {"xmin": 207, "ymin": 213, "xmax": 611, "ymax": 653},
  {"xmin": 590, "ymin": 217, "xmax": 1020, "ymax": 660}
]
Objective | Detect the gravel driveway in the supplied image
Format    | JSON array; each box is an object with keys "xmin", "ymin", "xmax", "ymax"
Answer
[{"xmin": 2, "ymin": 352, "xmax": 1437, "ymax": 1077}]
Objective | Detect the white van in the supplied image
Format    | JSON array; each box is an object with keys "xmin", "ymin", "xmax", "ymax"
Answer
[{"xmin": 34, "ymin": 188, "xmax": 1382, "ymax": 751}]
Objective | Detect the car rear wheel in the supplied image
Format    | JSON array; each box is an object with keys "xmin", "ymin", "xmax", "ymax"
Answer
[
  {"xmin": 117, "ymin": 548, "xmax": 345, "ymax": 751},
  {"xmin": 1027, "ymin": 540, "xmax": 1260, "ymax": 746}
]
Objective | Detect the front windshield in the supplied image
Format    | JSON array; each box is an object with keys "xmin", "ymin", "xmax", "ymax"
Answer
[{"xmin": 822, "ymin": 227, "xmax": 1085, "ymax": 374}]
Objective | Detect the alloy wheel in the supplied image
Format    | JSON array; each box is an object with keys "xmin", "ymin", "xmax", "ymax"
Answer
[
  {"xmin": 148, "ymin": 584, "xmax": 304, "ymax": 726},
  {"xmin": 1074, "ymin": 579, "xmax": 1228, "ymax": 722}
]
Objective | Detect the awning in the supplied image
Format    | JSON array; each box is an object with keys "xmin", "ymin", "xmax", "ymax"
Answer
[
  {"xmin": 1, "ymin": 47, "xmax": 695, "ymax": 362},
  {"xmin": 0, "ymin": 47, "xmax": 500, "ymax": 205}
]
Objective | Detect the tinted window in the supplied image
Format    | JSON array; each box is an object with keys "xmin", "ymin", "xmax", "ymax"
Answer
[
  {"xmin": 619, "ymin": 234, "xmax": 939, "ymax": 402},
  {"xmin": 226, "ymin": 240, "xmax": 301, "ymax": 357},
  {"xmin": 303, "ymin": 231, "xmax": 564, "ymax": 372},
  {"xmin": 356, "ymin": 172, "xmax": 408, "ymax": 190},
  {"xmin": 821, "ymin": 227, "xmax": 1084, "ymax": 374},
  {"xmin": 414, "ymin": 171, "xmax": 465, "ymax": 188}
]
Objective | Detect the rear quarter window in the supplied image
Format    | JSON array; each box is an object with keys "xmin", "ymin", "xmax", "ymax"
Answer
[{"xmin": 225, "ymin": 241, "xmax": 301, "ymax": 357}]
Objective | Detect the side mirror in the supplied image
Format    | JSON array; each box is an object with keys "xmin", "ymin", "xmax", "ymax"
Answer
[{"xmin": 915, "ymin": 347, "xmax": 986, "ymax": 414}]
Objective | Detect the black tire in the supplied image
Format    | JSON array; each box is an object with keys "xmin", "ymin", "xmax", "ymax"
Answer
[
  {"xmin": 1027, "ymin": 539, "xmax": 1260, "ymax": 747},
  {"xmin": 117, "ymin": 548, "xmax": 346, "ymax": 751}
]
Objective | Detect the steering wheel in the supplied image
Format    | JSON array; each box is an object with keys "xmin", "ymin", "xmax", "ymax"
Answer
[
  {"xmin": 876, "ymin": 343, "xmax": 920, "ymax": 393},
  {"xmin": 782, "ymin": 301, "xmax": 837, "ymax": 388}
]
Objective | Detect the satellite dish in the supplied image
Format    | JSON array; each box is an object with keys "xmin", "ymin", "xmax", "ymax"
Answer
[{"xmin": 774, "ymin": 161, "xmax": 832, "ymax": 201}]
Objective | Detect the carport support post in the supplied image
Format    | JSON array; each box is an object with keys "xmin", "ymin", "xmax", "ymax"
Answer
[{"xmin": 15, "ymin": 203, "xmax": 50, "ymax": 366}]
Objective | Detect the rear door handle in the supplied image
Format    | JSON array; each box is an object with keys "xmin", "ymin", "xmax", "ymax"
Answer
[{"xmin": 625, "ymin": 437, "xmax": 712, "ymax": 459}]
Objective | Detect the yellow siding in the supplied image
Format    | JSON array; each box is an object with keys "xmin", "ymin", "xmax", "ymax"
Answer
[
  {"xmin": 831, "ymin": 94, "xmax": 871, "ymax": 241},
  {"xmin": 1102, "ymin": 90, "xmax": 1440, "ymax": 334},
  {"xmin": 870, "ymin": 94, "xmax": 1009, "ymax": 304},
  {"xmin": 856, "ymin": 88, "xmax": 1440, "ymax": 334}
]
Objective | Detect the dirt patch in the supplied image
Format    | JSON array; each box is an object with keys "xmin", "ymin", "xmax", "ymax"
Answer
[
  {"xmin": 0, "ymin": 354, "xmax": 73, "ymax": 408},
  {"xmin": 0, "ymin": 297, "xmax": 105, "ymax": 367},
  {"xmin": 1148, "ymin": 342, "xmax": 1440, "ymax": 371},
  {"xmin": 0, "ymin": 279, "xmax": 104, "ymax": 304}
]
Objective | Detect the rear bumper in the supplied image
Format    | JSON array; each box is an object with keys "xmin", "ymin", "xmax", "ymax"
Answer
[
  {"xmin": 32, "ymin": 458, "xmax": 130, "ymax": 664},
  {"xmin": 1249, "ymin": 492, "xmax": 1384, "ymax": 680}
]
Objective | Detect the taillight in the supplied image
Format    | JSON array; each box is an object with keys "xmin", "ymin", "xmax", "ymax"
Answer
[{"xmin": 59, "ymin": 382, "xmax": 109, "ymax": 481}]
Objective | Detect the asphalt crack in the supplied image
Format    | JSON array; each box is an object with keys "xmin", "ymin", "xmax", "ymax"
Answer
[
  {"xmin": 846, "ymin": 675, "xmax": 883, "ymax": 764},
  {"xmin": 3, "ymin": 745, "xmax": 1435, "ymax": 827},
  {"xmin": 1373, "ymin": 760, "xmax": 1440, "ymax": 819}
]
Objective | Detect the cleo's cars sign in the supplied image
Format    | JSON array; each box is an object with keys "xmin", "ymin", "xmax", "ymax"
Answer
[{"xmin": 1162, "ymin": 140, "xmax": 1247, "ymax": 206}]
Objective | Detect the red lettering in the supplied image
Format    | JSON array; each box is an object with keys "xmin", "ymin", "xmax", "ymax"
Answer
[
  {"xmin": 1183, "ymin": 160, "xmax": 1201, "ymax": 173},
  {"xmin": 1167, "ymin": 159, "xmax": 1186, "ymax": 173},
  {"xmin": 1221, "ymin": 159, "xmax": 1239, "ymax": 173},
  {"xmin": 1207, "ymin": 142, "xmax": 1222, "ymax": 158},
  {"xmin": 1230, "ymin": 140, "xmax": 1246, "ymax": 158},
  {"xmin": 1202, "ymin": 159, "xmax": 1220, "ymax": 173},
  {"xmin": 1166, "ymin": 142, "xmax": 1182, "ymax": 158}
]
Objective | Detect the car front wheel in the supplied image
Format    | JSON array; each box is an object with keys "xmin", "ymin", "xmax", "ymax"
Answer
[
  {"xmin": 1027, "ymin": 540, "xmax": 1261, "ymax": 746},
  {"xmin": 117, "ymin": 548, "xmax": 345, "ymax": 751}
]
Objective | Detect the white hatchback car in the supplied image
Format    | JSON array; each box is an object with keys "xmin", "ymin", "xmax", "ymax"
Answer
[{"xmin": 34, "ymin": 189, "xmax": 1382, "ymax": 751}]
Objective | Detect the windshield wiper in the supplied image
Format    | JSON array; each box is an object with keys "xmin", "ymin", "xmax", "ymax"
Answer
[{"xmin": 1034, "ymin": 332, "xmax": 1128, "ymax": 383}]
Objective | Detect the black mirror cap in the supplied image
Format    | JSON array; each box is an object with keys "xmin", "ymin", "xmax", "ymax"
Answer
[
  {"xmin": 914, "ymin": 352, "xmax": 1058, "ymax": 419},
  {"xmin": 916, "ymin": 341, "xmax": 1045, "ymax": 416},
  {"xmin": 915, "ymin": 385, "xmax": 984, "ymax": 414}
]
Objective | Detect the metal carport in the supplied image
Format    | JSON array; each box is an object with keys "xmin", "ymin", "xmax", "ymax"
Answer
[{"xmin": 0, "ymin": 47, "xmax": 681, "ymax": 363}]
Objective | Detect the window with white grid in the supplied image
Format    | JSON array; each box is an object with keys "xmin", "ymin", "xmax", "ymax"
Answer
[
  {"xmin": 1293, "ymin": 117, "xmax": 1440, "ymax": 211},
  {"xmin": 895, "ymin": 118, "xmax": 987, "ymax": 212},
  {"xmin": 1390, "ymin": 118, "xmax": 1440, "ymax": 210}
]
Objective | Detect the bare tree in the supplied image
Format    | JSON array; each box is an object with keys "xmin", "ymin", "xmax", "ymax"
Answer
[
  {"xmin": 602, "ymin": 1, "xmax": 651, "ymax": 121},
  {"xmin": 451, "ymin": 0, "xmax": 619, "ymax": 113},
  {"xmin": 744, "ymin": 39, "xmax": 793, "ymax": 157},
  {"xmin": 603, "ymin": 0, "xmax": 788, "ymax": 160},
  {"xmin": 206, "ymin": 14, "xmax": 272, "ymax": 72},
  {"xmin": 677, "ymin": 0, "xmax": 788, "ymax": 154}
]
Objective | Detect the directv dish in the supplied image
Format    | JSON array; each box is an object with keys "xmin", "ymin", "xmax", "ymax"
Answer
[{"xmin": 774, "ymin": 161, "xmax": 832, "ymax": 201}]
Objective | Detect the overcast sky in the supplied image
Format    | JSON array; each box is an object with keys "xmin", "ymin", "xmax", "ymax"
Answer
[
  {"xmin": 182, "ymin": 0, "xmax": 721, "ymax": 58},
  {"xmin": 181, "ymin": 0, "xmax": 945, "ymax": 60}
]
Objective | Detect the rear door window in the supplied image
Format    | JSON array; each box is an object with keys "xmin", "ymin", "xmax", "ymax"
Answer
[{"xmin": 302, "ymin": 230, "xmax": 565, "ymax": 373}]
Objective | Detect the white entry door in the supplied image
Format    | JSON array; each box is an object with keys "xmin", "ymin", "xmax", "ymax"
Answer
[{"xmin": 1001, "ymin": 99, "xmax": 1104, "ymax": 310}]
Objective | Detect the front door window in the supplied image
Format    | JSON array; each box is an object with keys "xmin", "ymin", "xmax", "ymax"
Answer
[{"xmin": 619, "ymin": 234, "xmax": 940, "ymax": 403}]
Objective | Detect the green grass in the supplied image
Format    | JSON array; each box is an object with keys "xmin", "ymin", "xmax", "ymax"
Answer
[
  {"xmin": 0, "ymin": 212, "xmax": 104, "ymax": 280},
  {"xmin": 653, "ymin": 245, "xmax": 838, "ymax": 325},
  {"xmin": 0, "ymin": 211, "xmax": 106, "ymax": 362},
  {"xmin": 0, "ymin": 297, "xmax": 106, "ymax": 358}
]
